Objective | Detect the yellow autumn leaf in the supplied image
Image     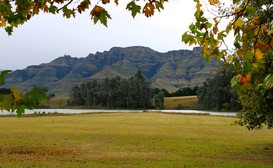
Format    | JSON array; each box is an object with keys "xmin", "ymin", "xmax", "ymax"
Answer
[
  {"xmin": 261, "ymin": 24, "xmax": 267, "ymax": 33},
  {"xmin": 11, "ymin": 86, "xmax": 22, "ymax": 101},
  {"xmin": 189, "ymin": 38, "xmax": 196, "ymax": 46},
  {"xmin": 255, "ymin": 49, "xmax": 264, "ymax": 60},
  {"xmin": 234, "ymin": 18, "xmax": 244, "ymax": 29},
  {"xmin": 0, "ymin": 18, "xmax": 7, "ymax": 27},
  {"xmin": 228, "ymin": 55, "xmax": 234, "ymax": 62},
  {"xmin": 268, "ymin": 29, "xmax": 273, "ymax": 35},
  {"xmin": 243, "ymin": 83, "xmax": 252, "ymax": 93},
  {"xmin": 196, "ymin": 3, "xmax": 202, "ymax": 12},
  {"xmin": 252, "ymin": 16, "xmax": 260, "ymax": 24},
  {"xmin": 208, "ymin": 0, "xmax": 219, "ymax": 5},
  {"xmin": 213, "ymin": 25, "xmax": 218, "ymax": 34}
]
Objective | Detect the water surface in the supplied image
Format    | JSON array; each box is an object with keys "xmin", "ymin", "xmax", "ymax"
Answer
[{"xmin": 0, "ymin": 109, "xmax": 236, "ymax": 116}]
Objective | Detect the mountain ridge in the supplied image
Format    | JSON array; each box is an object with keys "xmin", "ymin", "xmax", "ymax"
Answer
[{"xmin": 4, "ymin": 46, "xmax": 218, "ymax": 96}]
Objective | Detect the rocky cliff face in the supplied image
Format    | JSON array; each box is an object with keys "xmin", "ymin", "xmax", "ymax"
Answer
[{"xmin": 4, "ymin": 46, "xmax": 218, "ymax": 96}]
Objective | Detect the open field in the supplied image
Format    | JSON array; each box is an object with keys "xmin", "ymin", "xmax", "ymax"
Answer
[
  {"xmin": 0, "ymin": 113, "xmax": 272, "ymax": 167},
  {"xmin": 164, "ymin": 96, "xmax": 198, "ymax": 109},
  {"xmin": 40, "ymin": 97, "xmax": 69, "ymax": 108},
  {"xmin": 42, "ymin": 96, "xmax": 198, "ymax": 109}
]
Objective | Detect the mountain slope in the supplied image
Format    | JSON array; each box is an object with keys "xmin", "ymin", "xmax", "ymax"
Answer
[{"xmin": 4, "ymin": 46, "xmax": 218, "ymax": 96}]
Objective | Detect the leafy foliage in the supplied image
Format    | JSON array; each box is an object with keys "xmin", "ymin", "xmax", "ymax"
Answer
[
  {"xmin": 182, "ymin": 0, "xmax": 273, "ymax": 129},
  {"xmin": 0, "ymin": 0, "xmax": 168, "ymax": 34},
  {"xmin": 0, "ymin": 71, "xmax": 47, "ymax": 116}
]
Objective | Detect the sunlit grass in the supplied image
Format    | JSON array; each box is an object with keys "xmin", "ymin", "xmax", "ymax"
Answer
[
  {"xmin": 0, "ymin": 112, "xmax": 272, "ymax": 167},
  {"xmin": 164, "ymin": 96, "xmax": 198, "ymax": 109},
  {"xmin": 41, "ymin": 96, "xmax": 198, "ymax": 110}
]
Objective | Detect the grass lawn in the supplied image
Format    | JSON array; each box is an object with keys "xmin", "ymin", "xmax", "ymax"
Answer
[{"xmin": 0, "ymin": 112, "xmax": 272, "ymax": 167}]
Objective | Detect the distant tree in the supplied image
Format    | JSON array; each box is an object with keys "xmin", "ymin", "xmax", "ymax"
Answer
[
  {"xmin": 128, "ymin": 71, "xmax": 151, "ymax": 108},
  {"xmin": 0, "ymin": 88, "xmax": 12, "ymax": 95},
  {"xmin": 170, "ymin": 87, "xmax": 199, "ymax": 97},
  {"xmin": 47, "ymin": 93, "xmax": 55, "ymax": 103},
  {"xmin": 153, "ymin": 88, "xmax": 170, "ymax": 97},
  {"xmin": 196, "ymin": 65, "xmax": 241, "ymax": 111},
  {"xmin": 154, "ymin": 91, "xmax": 165, "ymax": 109}
]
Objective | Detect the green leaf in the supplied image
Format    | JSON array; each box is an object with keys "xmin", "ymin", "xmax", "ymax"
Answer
[
  {"xmin": 155, "ymin": 1, "xmax": 164, "ymax": 11},
  {"xmin": 244, "ymin": 64, "xmax": 252, "ymax": 72},
  {"xmin": 245, "ymin": 6, "xmax": 255, "ymax": 16},
  {"xmin": 99, "ymin": 10, "xmax": 111, "ymax": 27},
  {"xmin": 63, "ymin": 6, "xmax": 73, "ymax": 18},
  {"xmin": 234, "ymin": 18, "xmax": 244, "ymax": 29},
  {"xmin": 49, "ymin": 6, "xmax": 58, "ymax": 14},
  {"xmin": 206, "ymin": 22, "xmax": 212, "ymax": 29},
  {"xmin": 189, "ymin": 23, "xmax": 197, "ymax": 32},
  {"xmin": 234, "ymin": 41, "xmax": 241, "ymax": 48},
  {"xmin": 93, "ymin": 15, "xmax": 99, "ymax": 24},
  {"xmin": 126, "ymin": 1, "xmax": 141, "ymax": 18},
  {"xmin": 182, "ymin": 33, "xmax": 194, "ymax": 44},
  {"xmin": 0, "ymin": 70, "xmax": 12, "ymax": 85},
  {"xmin": 245, "ymin": 52, "xmax": 253, "ymax": 60},
  {"xmin": 264, "ymin": 74, "xmax": 273, "ymax": 89}
]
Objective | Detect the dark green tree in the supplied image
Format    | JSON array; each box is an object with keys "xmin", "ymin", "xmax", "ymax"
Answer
[
  {"xmin": 196, "ymin": 65, "xmax": 241, "ymax": 111},
  {"xmin": 154, "ymin": 91, "xmax": 165, "ymax": 109}
]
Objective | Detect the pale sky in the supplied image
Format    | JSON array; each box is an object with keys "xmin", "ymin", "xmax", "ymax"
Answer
[{"xmin": 0, "ymin": 0, "xmax": 196, "ymax": 70}]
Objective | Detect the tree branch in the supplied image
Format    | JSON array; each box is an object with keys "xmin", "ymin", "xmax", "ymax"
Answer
[{"xmin": 57, "ymin": 0, "xmax": 74, "ymax": 12}]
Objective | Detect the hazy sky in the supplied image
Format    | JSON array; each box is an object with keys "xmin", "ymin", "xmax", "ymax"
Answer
[{"xmin": 0, "ymin": 0, "xmax": 196, "ymax": 70}]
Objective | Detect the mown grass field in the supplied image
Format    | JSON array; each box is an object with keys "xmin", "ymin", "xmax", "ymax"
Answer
[{"xmin": 0, "ymin": 112, "xmax": 272, "ymax": 167}]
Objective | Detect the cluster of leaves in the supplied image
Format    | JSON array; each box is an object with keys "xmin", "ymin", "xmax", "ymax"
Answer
[
  {"xmin": 0, "ymin": 70, "xmax": 47, "ymax": 116},
  {"xmin": 69, "ymin": 71, "xmax": 152, "ymax": 109},
  {"xmin": 0, "ymin": 0, "xmax": 168, "ymax": 34},
  {"xmin": 182, "ymin": 0, "xmax": 273, "ymax": 129}
]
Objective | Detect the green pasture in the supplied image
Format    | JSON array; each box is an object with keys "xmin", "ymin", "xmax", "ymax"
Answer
[{"xmin": 0, "ymin": 112, "xmax": 272, "ymax": 167}]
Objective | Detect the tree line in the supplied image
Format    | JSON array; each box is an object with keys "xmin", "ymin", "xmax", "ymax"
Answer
[
  {"xmin": 195, "ymin": 65, "xmax": 241, "ymax": 111},
  {"xmin": 69, "ymin": 71, "xmax": 159, "ymax": 109},
  {"xmin": 68, "ymin": 71, "xmax": 203, "ymax": 109}
]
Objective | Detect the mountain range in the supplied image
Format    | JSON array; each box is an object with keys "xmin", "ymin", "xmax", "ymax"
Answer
[{"xmin": 4, "ymin": 46, "xmax": 218, "ymax": 96}]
